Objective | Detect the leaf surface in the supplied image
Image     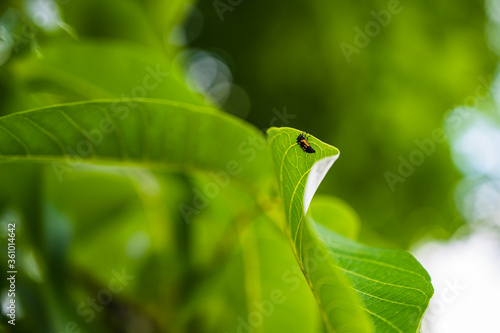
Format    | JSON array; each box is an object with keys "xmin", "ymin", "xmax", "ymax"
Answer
[
  {"xmin": 267, "ymin": 127, "xmax": 433, "ymax": 333},
  {"xmin": 0, "ymin": 99, "xmax": 272, "ymax": 190},
  {"xmin": 10, "ymin": 41, "xmax": 201, "ymax": 110}
]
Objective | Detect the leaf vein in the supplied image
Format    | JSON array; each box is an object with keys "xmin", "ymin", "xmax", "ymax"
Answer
[
  {"xmin": 59, "ymin": 111, "xmax": 97, "ymax": 158},
  {"xmin": 330, "ymin": 251, "xmax": 431, "ymax": 285},
  {"xmin": 0, "ymin": 124, "xmax": 31, "ymax": 155},
  {"xmin": 350, "ymin": 287, "xmax": 423, "ymax": 314},
  {"xmin": 337, "ymin": 267, "xmax": 430, "ymax": 299},
  {"xmin": 18, "ymin": 116, "xmax": 66, "ymax": 154},
  {"xmin": 101, "ymin": 108, "xmax": 128, "ymax": 160},
  {"xmin": 361, "ymin": 307, "xmax": 403, "ymax": 333}
]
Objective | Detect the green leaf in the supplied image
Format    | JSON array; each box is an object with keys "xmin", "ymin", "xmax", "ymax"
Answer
[
  {"xmin": 0, "ymin": 99, "xmax": 272, "ymax": 189},
  {"xmin": 9, "ymin": 41, "xmax": 201, "ymax": 110},
  {"xmin": 237, "ymin": 216, "xmax": 324, "ymax": 333},
  {"xmin": 186, "ymin": 215, "xmax": 324, "ymax": 333},
  {"xmin": 307, "ymin": 195, "xmax": 361, "ymax": 240},
  {"xmin": 267, "ymin": 127, "xmax": 433, "ymax": 333}
]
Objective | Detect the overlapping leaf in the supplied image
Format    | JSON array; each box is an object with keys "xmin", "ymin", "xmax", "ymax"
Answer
[
  {"xmin": 0, "ymin": 100, "xmax": 328, "ymax": 332},
  {"xmin": 267, "ymin": 127, "xmax": 433, "ymax": 333},
  {"xmin": 0, "ymin": 103, "xmax": 434, "ymax": 332}
]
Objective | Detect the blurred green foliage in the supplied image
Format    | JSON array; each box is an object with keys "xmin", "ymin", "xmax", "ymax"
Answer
[{"xmin": 192, "ymin": 0, "xmax": 497, "ymax": 247}]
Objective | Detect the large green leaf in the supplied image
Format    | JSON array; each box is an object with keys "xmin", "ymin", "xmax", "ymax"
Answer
[
  {"xmin": 0, "ymin": 102, "xmax": 434, "ymax": 332},
  {"xmin": 183, "ymin": 214, "xmax": 324, "ymax": 333},
  {"xmin": 0, "ymin": 99, "xmax": 269, "ymax": 331},
  {"xmin": 8, "ymin": 41, "xmax": 201, "ymax": 113},
  {"xmin": 0, "ymin": 99, "xmax": 271, "ymax": 188},
  {"xmin": 267, "ymin": 127, "xmax": 433, "ymax": 333},
  {"xmin": 307, "ymin": 194, "xmax": 361, "ymax": 240},
  {"xmin": 235, "ymin": 215, "xmax": 324, "ymax": 333},
  {"xmin": 0, "ymin": 100, "xmax": 328, "ymax": 332}
]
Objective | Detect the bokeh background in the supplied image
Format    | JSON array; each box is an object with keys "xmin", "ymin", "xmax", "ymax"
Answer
[{"xmin": 0, "ymin": 0, "xmax": 499, "ymax": 332}]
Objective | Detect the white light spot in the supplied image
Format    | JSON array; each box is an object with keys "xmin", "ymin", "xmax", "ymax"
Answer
[
  {"xmin": 414, "ymin": 231, "xmax": 500, "ymax": 333},
  {"xmin": 126, "ymin": 231, "xmax": 151, "ymax": 260},
  {"xmin": 449, "ymin": 114, "xmax": 500, "ymax": 178},
  {"xmin": 0, "ymin": 26, "xmax": 12, "ymax": 65},
  {"xmin": 25, "ymin": 0, "xmax": 62, "ymax": 32}
]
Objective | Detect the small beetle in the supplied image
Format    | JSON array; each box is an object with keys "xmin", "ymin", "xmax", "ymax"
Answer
[{"xmin": 296, "ymin": 132, "xmax": 315, "ymax": 153}]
